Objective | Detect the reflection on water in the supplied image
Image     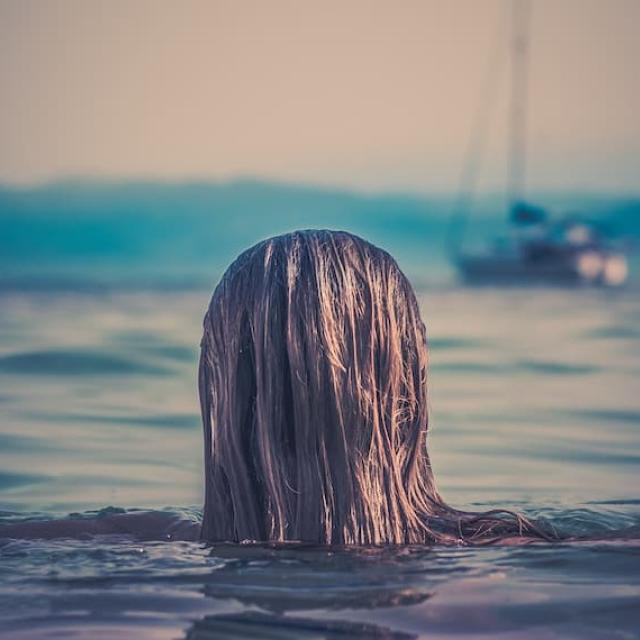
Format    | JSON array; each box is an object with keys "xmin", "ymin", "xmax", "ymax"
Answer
[
  {"xmin": 1, "ymin": 286, "xmax": 639, "ymax": 638},
  {"xmin": 186, "ymin": 612, "xmax": 418, "ymax": 639},
  {"xmin": 1, "ymin": 537, "xmax": 639, "ymax": 639}
]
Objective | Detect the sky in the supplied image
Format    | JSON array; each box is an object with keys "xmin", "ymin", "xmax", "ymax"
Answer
[{"xmin": 0, "ymin": 0, "xmax": 638, "ymax": 194}]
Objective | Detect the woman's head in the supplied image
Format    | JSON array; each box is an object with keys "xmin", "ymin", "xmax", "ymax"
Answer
[
  {"xmin": 199, "ymin": 229, "xmax": 549, "ymax": 545},
  {"xmin": 199, "ymin": 230, "xmax": 442, "ymax": 544}
]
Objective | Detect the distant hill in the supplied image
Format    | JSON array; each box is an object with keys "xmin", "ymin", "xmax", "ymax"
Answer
[{"xmin": 0, "ymin": 179, "xmax": 637, "ymax": 290}]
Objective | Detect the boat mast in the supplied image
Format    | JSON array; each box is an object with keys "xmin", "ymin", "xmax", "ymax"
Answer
[
  {"xmin": 507, "ymin": 0, "xmax": 531, "ymax": 215},
  {"xmin": 447, "ymin": 6, "xmax": 506, "ymax": 258}
]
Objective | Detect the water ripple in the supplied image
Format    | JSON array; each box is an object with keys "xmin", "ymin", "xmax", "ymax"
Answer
[{"xmin": 0, "ymin": 350, "xmax": 171, "ymax": 376}]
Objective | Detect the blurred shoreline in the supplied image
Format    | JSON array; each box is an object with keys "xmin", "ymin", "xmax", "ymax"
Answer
[{"xmin": 1, "ymin": 178, "xmax": 639, "ymax": 292}]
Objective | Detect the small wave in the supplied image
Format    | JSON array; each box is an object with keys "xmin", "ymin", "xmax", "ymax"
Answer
[
  {"xmin": 430, "ymin": 362, "xmax": 504, "ymax": 374},
  {"xmin": 570, "ymin": 409, "xmax": 640, "ymax": 425},
  {"xmin": 0, "ymin": 433, "xmax": 61, "ymax": 453},
  {"xmin": 431, "ymin": 360, "xmax": 599, "ymax": 376},
  {"xmin": 0, "ymin": 349, "xmax": 172, "ymax": 376},
  {"xmin": 585, "ymin": 325, "xmax": 640, "ymax": 340},
  {"xmin": 428, "ymin": 337, "xmax": 487, "ymax": 351},
  {"xmin": 109, "ymin": 330, "xmax": 197, "ymax": 362},
  {"xmin": 587, "ymin": 499, "xmax": 640, "ymax": 506},
  {"xmin": 41, "ymin": 411, "xmax": 200, "ymax": 429},
  {"xmin": 136, "ymin": 344, "xmax": 197, "ymax": 362},
  {"xmin": 0, "ymin": 471, "xmax": 49, "ymax": 490},
  {"xmin": 515, "ymin": 360, "xmax": 599, "ymax": 375}
]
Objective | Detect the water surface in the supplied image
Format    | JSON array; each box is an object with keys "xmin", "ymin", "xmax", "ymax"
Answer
[{"xmin": 1, "ymin": 286, "xmax": 639, "ymax": 639}]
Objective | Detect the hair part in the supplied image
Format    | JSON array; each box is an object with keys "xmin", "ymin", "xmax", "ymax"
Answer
[{"xmin": 199, "ymin": 230, "xmax": 554, "ymax": 545}]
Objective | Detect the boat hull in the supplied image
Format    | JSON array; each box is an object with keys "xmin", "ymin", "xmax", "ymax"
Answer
[{"xmin": 458, "ymin": 255, "xmax": 582, "ymax": 286}]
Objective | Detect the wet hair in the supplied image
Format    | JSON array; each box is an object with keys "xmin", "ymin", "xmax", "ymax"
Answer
[{"xmin": 199, "ymin": 230, "xmax": 553, "ymax": 545}]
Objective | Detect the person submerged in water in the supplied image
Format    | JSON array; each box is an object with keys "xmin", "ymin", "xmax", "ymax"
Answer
[
  {"xmin": 197, "ymin": 229, "xmax": 554, "ymax": 545},
  {"xmin": 2, "ymin": 230, "xmax": 556, "ymax": 544}
]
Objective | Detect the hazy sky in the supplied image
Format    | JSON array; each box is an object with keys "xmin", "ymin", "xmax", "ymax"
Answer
[{"xmin": 1, "ymin": 0, "xmax": 638, "ymax": 193}]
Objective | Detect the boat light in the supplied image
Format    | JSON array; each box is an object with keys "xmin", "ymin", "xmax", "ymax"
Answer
[
  {"xmin": 576, "ymin": 251, "xmax": 603, "ymax": 281},
  {"xmin": 602, "ymin": 255, "xmax": 628, "ymax": 286}
]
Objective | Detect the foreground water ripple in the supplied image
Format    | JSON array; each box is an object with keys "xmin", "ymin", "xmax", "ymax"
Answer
[{"xmin": 1, "ymin": 288, "xmax": 639, "ymax": 638}]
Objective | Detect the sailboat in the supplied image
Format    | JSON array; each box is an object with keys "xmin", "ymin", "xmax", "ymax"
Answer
[{"xmin": 452, "ymin": 0, "xmax": 628, "ymax": 287}]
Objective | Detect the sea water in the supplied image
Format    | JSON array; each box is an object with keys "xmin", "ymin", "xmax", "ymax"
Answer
[{"xmin": 1, "ymin": 283, "xmax": 639, "ymax": 639}]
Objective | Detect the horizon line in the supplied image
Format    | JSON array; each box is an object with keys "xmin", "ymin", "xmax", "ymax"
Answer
[{"xmin": 1, "ymin": 174, "xmax": 639, "ymax": 200}]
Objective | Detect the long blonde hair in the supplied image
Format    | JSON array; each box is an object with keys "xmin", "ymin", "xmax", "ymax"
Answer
[{"xmin": 199, "ymin": 230, "xmax": 552, "ymax": 544}]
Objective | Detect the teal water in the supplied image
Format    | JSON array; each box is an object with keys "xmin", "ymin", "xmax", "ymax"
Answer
[
  {"xmin": 1, "ymin": 284, "xmax": 639, "ymax": 639},
  {"xmin": 2, "ymin": 180, "xmax": 639, "ymax": 291}
]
